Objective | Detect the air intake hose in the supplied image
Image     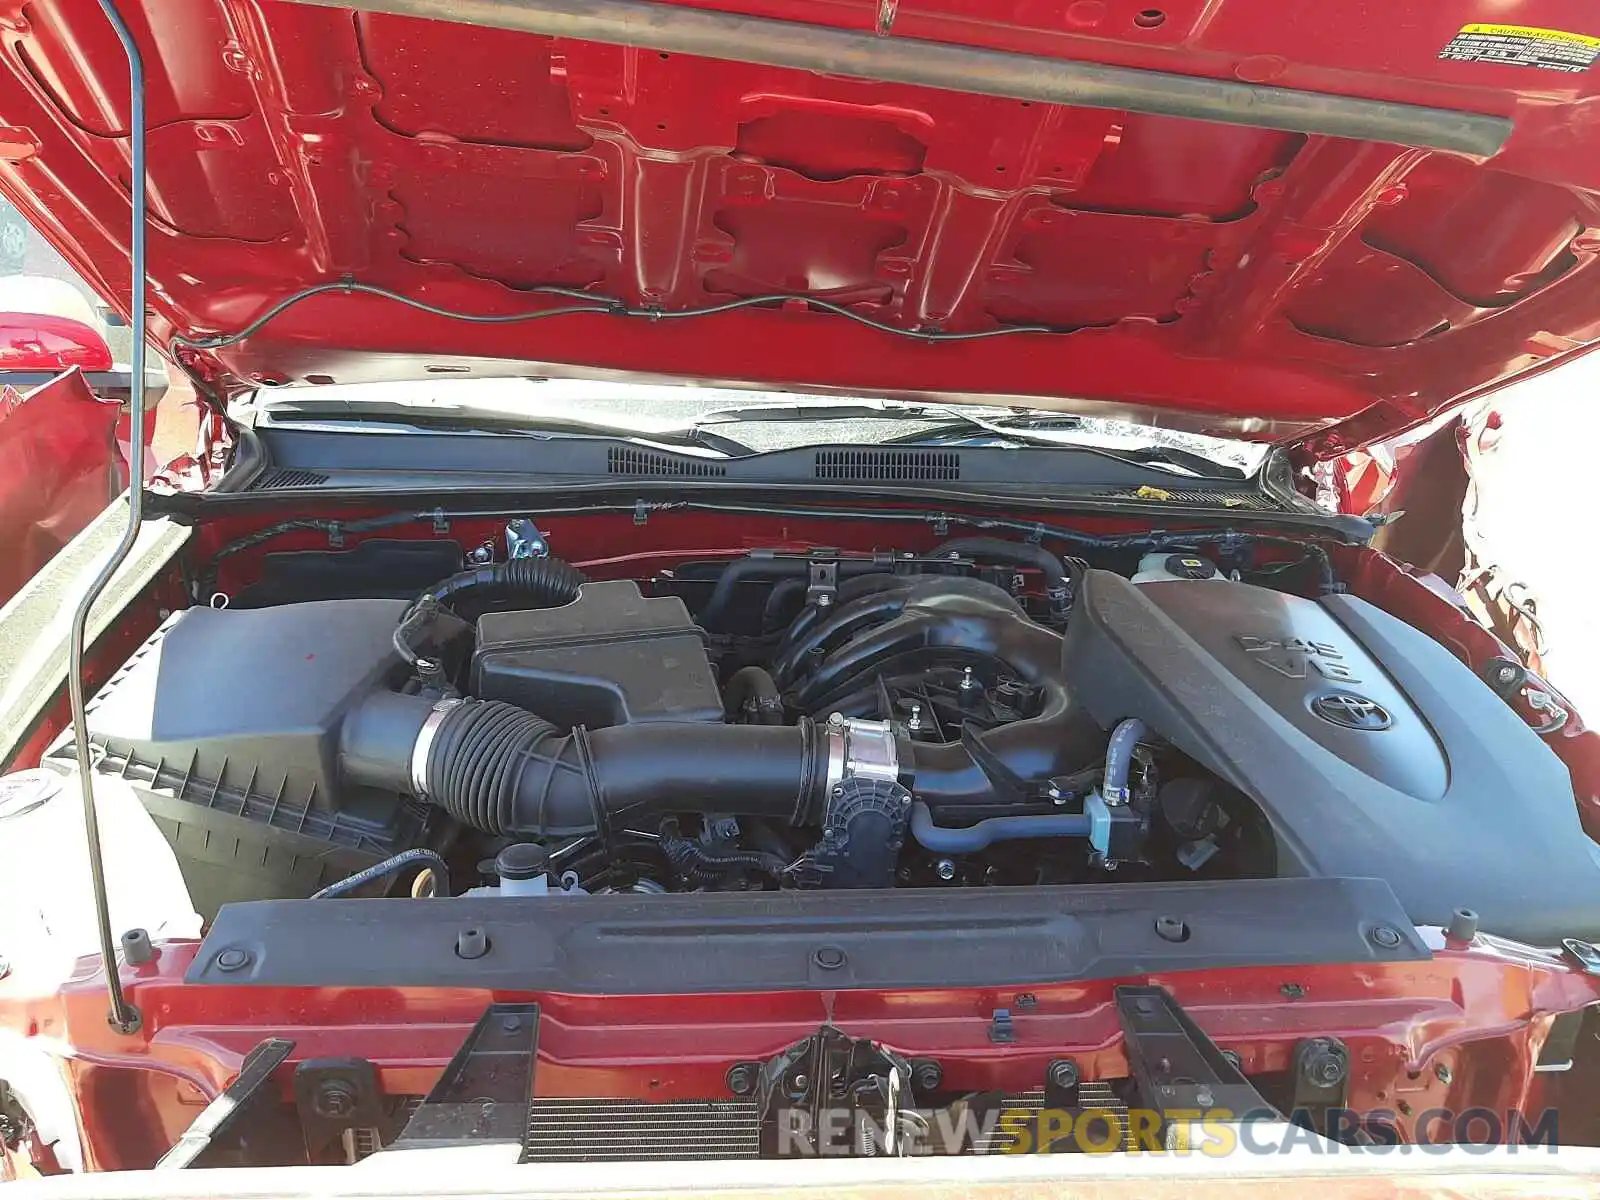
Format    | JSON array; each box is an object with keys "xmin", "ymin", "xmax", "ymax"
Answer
[
  {"xmin": 419, "ymin": 557, "xmax": 585, "ymax": 612},
  {"xmin": 339, "ymin": 693, "xmax": 824, "ymax": 838},
  {"xmin": 393, "ymin": 557, "xmax": 585, "ymax": 671}
]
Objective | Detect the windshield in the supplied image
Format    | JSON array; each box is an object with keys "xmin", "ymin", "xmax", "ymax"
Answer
[{"xmin": 253, "ymin": 377, "xmax": 1270, "ymax": 474}]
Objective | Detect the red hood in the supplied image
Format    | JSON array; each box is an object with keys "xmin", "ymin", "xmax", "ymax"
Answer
[{"xmin": 1, "ymin": 0, "xmax": 1598, "ymax": 451}]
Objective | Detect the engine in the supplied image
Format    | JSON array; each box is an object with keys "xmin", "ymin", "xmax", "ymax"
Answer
[{"xmin": 48, "ymin": 538, "xmax": 1600, "ymax": 943}]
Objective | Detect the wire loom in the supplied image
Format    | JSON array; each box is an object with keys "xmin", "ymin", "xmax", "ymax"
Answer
[
  {"xmin": 167, "ymin": 279, "xmax": 1078, "ymax": 357},
  {"xmin": 194, "ymin": 500, "xmax": 1340, "ymax": 602}
]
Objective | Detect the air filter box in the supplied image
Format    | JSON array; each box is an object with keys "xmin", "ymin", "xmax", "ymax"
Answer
[{"xmin": 472, "ymin": 580, "xmax": 722, "ymax": 728}]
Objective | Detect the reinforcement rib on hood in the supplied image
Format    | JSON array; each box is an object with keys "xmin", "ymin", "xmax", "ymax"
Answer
[{"xmin": 1, "ymin": 0, "xmax": 1598, "ymax": 452}]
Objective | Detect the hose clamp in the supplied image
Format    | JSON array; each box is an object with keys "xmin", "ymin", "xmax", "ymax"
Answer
[
  {"xmin": 410, "ymin": 697, "xmax": 464, "ymax": 797},
  {"xmin": 823, "ymin": 712, "xmax": 900, "ymax": 796}
]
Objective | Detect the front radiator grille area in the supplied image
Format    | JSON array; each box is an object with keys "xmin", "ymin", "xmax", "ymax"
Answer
[
  {"xmin": 522, "ymin": 1099, "xmax": 760, "ymax": 1162},
  {"xmin": 517, "ymin": 1087, "xmax": 1133, "ymax": 1161},
  {"xmin": 971, "ymin": 1084, "xmax": 1134, "ymax": 1155}
]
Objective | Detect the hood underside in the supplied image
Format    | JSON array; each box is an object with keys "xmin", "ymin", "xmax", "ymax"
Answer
[{"xmin": 3, "ymin": 0, "xmax": 1600, "ymax": 449}]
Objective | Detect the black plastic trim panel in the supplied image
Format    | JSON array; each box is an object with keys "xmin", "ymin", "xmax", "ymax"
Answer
[{"xmin": 188, "ymin": 876, "xmax": 1425, "ymax": 990}]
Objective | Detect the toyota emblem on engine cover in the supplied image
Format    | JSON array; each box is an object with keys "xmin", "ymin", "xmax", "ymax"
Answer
[{"xmin": 1311, "ymin": 692, "xmax": 1392, "ymax": 731}]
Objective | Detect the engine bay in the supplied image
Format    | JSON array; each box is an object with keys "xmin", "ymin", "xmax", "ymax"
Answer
[{"xmin": 48, "ymin": 520, "xmax": 1598, "ymax": 943}]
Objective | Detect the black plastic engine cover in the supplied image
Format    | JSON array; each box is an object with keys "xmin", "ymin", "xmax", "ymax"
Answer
[{"xmin": 1062, "ymin": 570, "xmax": 1600, "ymax": 942}]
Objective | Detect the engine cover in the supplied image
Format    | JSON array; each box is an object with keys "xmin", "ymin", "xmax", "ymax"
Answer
[{"xmin": 1062, "ymin": 570, "xmax": 1600, "ymax": 942}]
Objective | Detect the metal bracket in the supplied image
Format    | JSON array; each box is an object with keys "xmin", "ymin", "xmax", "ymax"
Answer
[
  {"xmin": 755, "ymin": 1025, "xmax": 914, "ymax": 1156},
  {"xmin": 1535, "ymin": 1008, "xmax": 1589, "ymax": 1073},
  {"xmin": 431, "ymin": 508, "xmax": 451, "ymax": 534},
  {"xmin": 388, "ymin": 1003, "xmax": 540, "ymax": 1153},
  {"xmin": 505, "ymin": 518, "xmax": 548, "ymax": 559},
  {"xmin": 158, "ymin": 1038, "xmax": 296, "ymax": 1169},
  {"xmin": 293, "ymin": 1057, "xmax": 388, "ymax": 1164},
  {"xmin": 1287, "ymin": 1036, "xmax": 1350, "ymax": 1137},
  {"xmin": 1115, "ymin": 985, "xmax": 1274, "ymax": 1148},
  {"xmin": 634, "ymin": 500, "xmax": 650, "ymax": 525},
  {"xmin": 326, "ymin": 523, "xmax": 345, "ymax": 550},
  {"xmin": 806, "ymin": 560, "xmax": 838, "ymax": 608}
]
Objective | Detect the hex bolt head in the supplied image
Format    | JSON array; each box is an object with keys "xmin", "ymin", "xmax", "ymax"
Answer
[
  {"xmin": 1298, "ymin": 1039, "xmax": 1349, "ymax": 1088},
  {"xmin": 726, "ymin": 1062, "xmax": 759, "ymax": 1096},
  {"xmin": 456, "ymin": 927, "xmax": 489, "ymax": 960},
  {"xmin": 215, "ymin": 948, "xmax": 251, "ymax": 973},
  {"xmin": 936, "ymin": 859, "xmax": 956, "ymax": 881},
  {"xmin": 1369, "ymin": 924, "xmax": 1403, "ymax": 949},
  {"xmin": 1047, "ymin": 1058, "xmax": 1080, "ymax": 1090}
]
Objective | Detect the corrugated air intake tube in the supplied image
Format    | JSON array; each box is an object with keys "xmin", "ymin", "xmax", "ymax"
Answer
[
  {"xmin": 392, "ymin": 557, "xmax": 585, "ymax": 673},
  {"xmin": 340, "ymin": 692, "xmax": 825, "ymax": 838}
]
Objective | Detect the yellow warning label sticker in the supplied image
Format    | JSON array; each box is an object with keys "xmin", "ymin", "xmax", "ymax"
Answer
[{"xmin": 1440, "ymin": 23, "xmax": 1600, "ymax": 71}]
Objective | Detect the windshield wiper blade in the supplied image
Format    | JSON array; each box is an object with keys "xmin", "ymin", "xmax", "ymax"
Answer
[
  {"xmin": 695, "ymin": 402, "xmax": 946, "ymax": 424},
  {"xmin": 1110, "ymin": 444, "xmax": 1247, "ymax": 481},
  {"xmin": 885, "ymin": 414, "xmax": 1246, "ymax": 480},
  {"xmin": 264, "ymin": 399, "xmax": 758, "ymax": 457}
]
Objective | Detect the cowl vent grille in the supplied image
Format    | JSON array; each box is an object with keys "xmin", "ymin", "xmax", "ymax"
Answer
[
  {"xmin": 814, "ymin": 449, "xmax": 960, "ymax": 481},
  {"xmin": 255, "ymin": 468, "xmax": 329, "ymax": 489},
  {"xmin": 607, "ymin": 446, "xmax": 728, "ymax": 477},
  {"xmin": 1090, "ymin": 486, "xmax": 1277, "ymax": 511}
]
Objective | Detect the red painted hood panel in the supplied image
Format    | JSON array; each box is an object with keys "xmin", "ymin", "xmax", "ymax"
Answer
[{"xmin": 2, "ymin": 1, "xmax": 1599, "ymax": 448}]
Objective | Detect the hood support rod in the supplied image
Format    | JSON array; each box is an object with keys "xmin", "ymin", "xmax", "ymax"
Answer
[
  {"xmin": 288, "ymin": 0, "xmax": 1510, "ymax": 157},
  {"xmin": 68, "ymin": 0, "xmax": 148, "ymax": 1035}
]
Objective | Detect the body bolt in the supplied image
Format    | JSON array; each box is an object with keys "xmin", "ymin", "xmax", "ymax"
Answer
[
  {"xmin": 726, "ymin": 1063, "xmax": 759, "ymax": 1096},
  {"xmin": 314, "ymin": 1079, "xmax": 357, "ymax": 1119},
  {"xmin": 215, "ymin": 948, "xmax": 251, "ymax": 973},
  {"xmin": 1047, "ymin": 1058, "xmax": 1080, "ymax": 1090},
  {"xmin": 911, "ymin": 1059, "xmax": 944, "ymax": 1092},
  {"xmin": 935, "ymin": 859, "xmax": 956, "ymax": 881}
]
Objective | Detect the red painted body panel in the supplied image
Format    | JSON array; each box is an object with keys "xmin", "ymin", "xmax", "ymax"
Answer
[
  {"xmin": 0, "ymin": 313, "xmax": 112, "ymax": 373},
  {"xmin": 15, "ymin": 937, "xmax": 1594, "ymax": 1170},
  {"xmin": 0, "ymin": 2, "xmax": 1597, "ymax": 444},
  {"xmin": 0, "ymin": 369, "xmax": 120, "ymax": 603}
]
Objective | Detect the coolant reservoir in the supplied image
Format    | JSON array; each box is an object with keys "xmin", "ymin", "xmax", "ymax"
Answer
[
  {"xmin": 1131, "ymin": 552, "xmax": 1220, "ymax": 585},
  {"xmin": 0, "ymin": 768, "xmax": 201, "ymax": 984}
]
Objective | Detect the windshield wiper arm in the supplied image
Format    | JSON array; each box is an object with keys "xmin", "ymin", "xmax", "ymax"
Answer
[{"xmin": 264, "ymin": 399, "xmax": 759, "ymax": 457}]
